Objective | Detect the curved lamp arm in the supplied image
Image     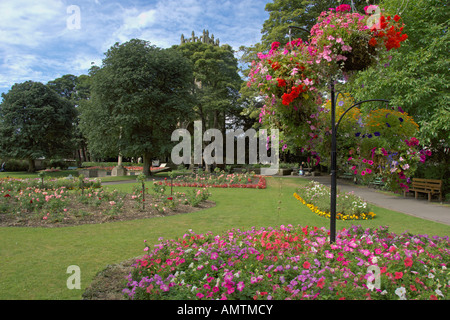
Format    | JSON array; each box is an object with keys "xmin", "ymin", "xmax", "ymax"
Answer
[{"xmin": 335, "ymin": 99, "xmax": 389, "ymax": 133}]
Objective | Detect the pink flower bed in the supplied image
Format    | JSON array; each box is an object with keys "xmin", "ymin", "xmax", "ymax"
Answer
[
  {"xmin": 85, "ymin": 166, "xmax": 160, "ymax": 171},
  {"xmin": 123, "ymin": 224, "xmax": 449, "ymax": 300},
  {"xmin": 155, "ymin": 175, "xmax": 267, "ymax": 189}
]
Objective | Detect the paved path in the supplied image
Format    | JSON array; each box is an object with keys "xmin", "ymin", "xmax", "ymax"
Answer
[{"xmin": 297, "ymin": 174, "xmax": 450, "ymax": 226}]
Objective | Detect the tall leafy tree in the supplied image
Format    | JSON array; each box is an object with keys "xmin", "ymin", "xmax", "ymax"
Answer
[
  {"xmin": 79, "ymin": 39, "xmax": 194, "ymax": 176},
  {"xmin": 348, "ymin": 0, "xmax": 449, "ymax": 192},
  {"xmin": 0, "ymin": 81, "xmax": 76, "ymax": 172},
  {"xmin": 174, "ymin": 41, "xmax": 242, "ymax": 170},
  {"xmin": 48, "ymin": 74, "xmax": 93, "ymax": 165},
  {"xmin": 175, "ymin": 41, "xmax": 242, "ymax": 132}
]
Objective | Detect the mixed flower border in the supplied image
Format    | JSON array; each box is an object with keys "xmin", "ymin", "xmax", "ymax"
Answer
[
  {"xmin": 154, "ymin": 175, "xmax": 267, "ymax": 189},
  {"xmin": 293, "ymin": 192, "xmax": 376, "ymax": 221},
  {"xmin": 123, "ymin": 224, "xmax": 449, "ymax": 300},
  {"xmin": 294, "ymin": 181, "xmax": 376, "ymax": 221}
]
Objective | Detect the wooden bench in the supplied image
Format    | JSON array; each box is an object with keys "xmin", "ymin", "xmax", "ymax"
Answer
[
  {"xmin": 368, "ymin": 177, "xmax": 385, "ymax": 189},
  {"xmin": 405, "ymin": 178, "xmax": 443, "ymax": 202}
]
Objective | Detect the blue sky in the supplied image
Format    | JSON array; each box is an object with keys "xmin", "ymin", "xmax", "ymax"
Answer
[{"xmin": 0, "ymin": 0, "xmax": 272, "ymax": 100}]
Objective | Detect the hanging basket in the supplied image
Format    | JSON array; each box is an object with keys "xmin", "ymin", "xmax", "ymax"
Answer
[{"xmin": 342, "ymin": 34, "xmax": 376, "ymax": 72}]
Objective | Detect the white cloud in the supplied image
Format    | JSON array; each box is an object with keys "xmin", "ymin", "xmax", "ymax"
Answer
[
  {"xmin": 0, "ymin": 0, "xmax": 271, "ymax": 98},
  {"xmin": 0, "ymin": 0, "xmax": 66, "ymax": 48}
]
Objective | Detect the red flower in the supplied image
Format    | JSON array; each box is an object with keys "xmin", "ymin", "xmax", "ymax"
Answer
[
  {"xmin": 167, "ymin": 197, "xmax": 173, "ymax": 201},
  {"xmin": 394, "ymin": 14, "xmax": 401, "ymax": 22},
  {"xmin": 4, "ymin": 194, "xmax": 11, "ymax": 198},
  {"xmin": 369, "ymin": 37, "xmax": 377, "ymax": 47},
  {"xmin": 303, "ymin": 261, "xmax": 311, "ymax": 269},
  {"xmin": 277, "ymin": 78, "xmax": 286, "ymax": 87},
  {"xmin": 394, "ymin": 271, "xmax": 403, "ymax": 279},
  {"xmin": 271, "ymin": 62, "xmax": 281, "ymax": 70},
  {"xmin": 336, "ymin": 4, "xmax": 351, "ymax": 12},
  {"xmin": 404, "ymin": 257, "xmax": 413, "ymax": 267},
  {"xmin": 271, "ymin": 42, "xmax": 281, "ymax": 51},
  {"xmin": 317, "ymin": 277, "xmax": 325, "ymax": 289}
]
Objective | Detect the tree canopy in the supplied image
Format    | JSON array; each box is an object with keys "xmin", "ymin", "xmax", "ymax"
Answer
[
  {"xmin": 0, "ymin": 81, "xmax": 76, "ymax": 172},
  {"xmin": 174, "ymin": 41, "xmax": 243, "ymax": 132},
  {"xmin": 79, "ymin": 39, "xmax": 194, "ymax": 175}
]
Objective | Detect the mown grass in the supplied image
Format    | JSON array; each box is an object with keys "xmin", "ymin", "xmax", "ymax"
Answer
[{"xmin": 0, "ymin": 175, "xmax": 449, "ymax": 300}]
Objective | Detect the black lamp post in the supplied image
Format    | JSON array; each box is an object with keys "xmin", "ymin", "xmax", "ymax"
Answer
[
  {"xmin": 329, "ymin": 83, "xmax": 389, "ymax": 242},
  {"xmin": 288, "ymin": 26, "xmax": 389, "ymax": 243}
]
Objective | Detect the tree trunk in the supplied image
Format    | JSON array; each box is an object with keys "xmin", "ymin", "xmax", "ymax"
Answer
[
  {"xmin": 143, "ymin": 152, "xmax": 152, "ymax": 176},
  {"xmin": 27, "ymin": 158, "xmax": 36, "ymax": 173}
]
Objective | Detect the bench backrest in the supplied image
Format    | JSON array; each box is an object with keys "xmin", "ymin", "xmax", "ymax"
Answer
[{"xmin": 412, "ymin": 178, "xmax": 442, "ymax": 190}]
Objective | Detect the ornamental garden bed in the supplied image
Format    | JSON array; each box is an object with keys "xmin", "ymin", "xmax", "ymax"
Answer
[
  {"xmin": 78, "ymin": 166, "xmax": 164, "ymax": 178},
  {"xmin": 0, "ymin": 177, "xmax": 214, "ymax": 228},
  {"xmin": 294, "ymin": 181, "xmax": 376, "ymax": 220},
  {"xmin": 156, "ymin": 172, "xmax": 266, "ymax": 189},
  {"xmin": 84, "ymin": 224, "xmax": 449, "ymax": 300}
]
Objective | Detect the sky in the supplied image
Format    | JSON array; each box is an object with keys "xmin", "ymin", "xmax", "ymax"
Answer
[{"xmin": 0, "ymin": 0, "xmax": 273, "ymax": 100}]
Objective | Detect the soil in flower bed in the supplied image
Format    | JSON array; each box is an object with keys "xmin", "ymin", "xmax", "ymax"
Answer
[
  {"xmin": 0, "ymin": 194, "xmax": 215, "ymax": 228},
  {"xmin": 82, "ymin": 257, "xmax": 138, "ymax": 300}
]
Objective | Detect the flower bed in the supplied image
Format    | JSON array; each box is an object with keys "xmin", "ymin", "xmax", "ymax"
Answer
[
  {"xmin": 0, "ymin": 177, "xmax": 213, "ymax": 227},
  {"xmin": 294, "ymin": 181, "xmax": 375, "ymax": 220},
  {"xmin": 123, "ymin": 224, "xmax": 449, "ymax": 300},
  {"xmin": 84, "ymin": 166, "xmax": 150, "ymax": 171},
  {"xmin": 155, "ymin": 173, "xmax": 267, "ymax": 189}
]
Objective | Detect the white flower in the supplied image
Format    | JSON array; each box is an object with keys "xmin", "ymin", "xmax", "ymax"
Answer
[
  {"xmin": 395, "ymin": 287, "xmax": 407, "ymax": 300},
  {"xmin": 435, "ymin": 289, "xmax": 444, "ymax": 298},
  {"xmin": 188, "ymin": 262, "xmax": 194, "ymax": 268},
  {"xmin": 428, "ymin": 273, "xmax": 435, "ymax": 279}
]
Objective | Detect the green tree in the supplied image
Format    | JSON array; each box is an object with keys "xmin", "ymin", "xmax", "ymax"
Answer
[
  {"xmin": 79, "ymin": 39, "xmax": 194, "ymax": 176},
  {"xmin": 175, "ymin": 41, "xmax": 242, "ymax": 170},
  {"xmin": 348, "ymin": 0, "xmax": 449, "ymax": 193},
  {"xmin": 0, "ymin": 81, "xmax": 76, "ymax": 172},
  {"xmin": 175, "ymin": 41, "xmax": 242, "ymax": 131},
  {"xmin": 48, "ymin": 74, "xmax": 93, "ymax": 166}
]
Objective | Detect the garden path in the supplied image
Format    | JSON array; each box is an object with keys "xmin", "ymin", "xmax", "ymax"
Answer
[{"xmin": 298, "ymin": 174, "xmax": 450, "ymax": 226}]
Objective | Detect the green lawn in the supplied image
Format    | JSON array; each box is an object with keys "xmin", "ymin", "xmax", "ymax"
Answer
[{"xmin": 0, "ymin": 176, "xmax": 449, "ymax": 300}]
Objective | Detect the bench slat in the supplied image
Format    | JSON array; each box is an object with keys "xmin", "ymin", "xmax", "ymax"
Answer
[{"xmin": 405, "ymin": 178, "xmax": 442, "ymax": 202}]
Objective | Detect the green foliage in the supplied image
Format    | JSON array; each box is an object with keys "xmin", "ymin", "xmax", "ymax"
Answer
[
  {"xmin": 79, "ymin": 39, "xmax": 194, "ymax": 175},
  {"xmin": 349, "ymin": 0, "xmax": 449, "ymax": 145},
  {"xmin": 175, "ymin": 41, "xmax": 243, "ymax": 130},
  {"xmin": 0, "ymin": 81, "xmax": 76, "ymax": 171},
  {"xmin": 261, "ymin": 0, "xmax": 374, "ymax": 47}
]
